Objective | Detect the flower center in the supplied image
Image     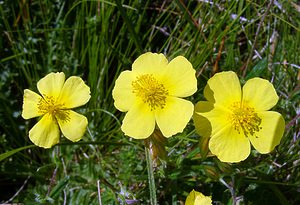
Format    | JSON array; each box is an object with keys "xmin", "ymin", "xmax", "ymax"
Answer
[
  {"xmin": 229, "ymin": 102, "xmax": 262, "ymax": 137},
  {"xmin": 132, "ymin": 74, "xmax": 168, "ymax": 110},
  {"xmin": 38, "ymin": 95, "xmax": 70, "ymax": 121}
]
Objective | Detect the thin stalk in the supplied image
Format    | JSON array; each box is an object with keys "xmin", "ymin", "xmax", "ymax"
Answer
[
  {"xmin": 220, "ymin": 177, "xmax": 236, "ymax": 205},
  {"xmin": 115, "ymin": 0, "xmax": 143, "ymax": 53},
  {"xmin": 97, "ymin": 180, "xmax": 102, "ymax": 205},
  {"xmin": 145, "ymin": 145, "xmax": 157, "ymax": 205},
  {"xmin": 243, "ymin": 0, "xmax": 274, "ymax": 76}
]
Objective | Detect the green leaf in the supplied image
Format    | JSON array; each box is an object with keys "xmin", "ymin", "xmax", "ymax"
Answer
[
  {"xmin": 0, "ymin": 145, "xmax": 35, "ymax": 162},
  {"xmin": 49, "ymin": 176, "xmax": 70, "ymax": 199},
  {"xmin": 245, "ymin": 57, "xmax": 268, "ymax": 80}
]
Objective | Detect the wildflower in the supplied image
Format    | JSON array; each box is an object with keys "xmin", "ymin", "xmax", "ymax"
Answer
[
  {"xmin": 185, "ymin": 190, "xmax": 212, "ymax": 205},
  {"xmin": 22, "ymin": 72, "xmax": 91, "ymax": 148},
  {"xmin": 194, "ymin": 71, "xmax": 285, "ymax": 162},
  {"xmin": 112, "ymin": 52, "xmax": 197, "ymax": 139}
]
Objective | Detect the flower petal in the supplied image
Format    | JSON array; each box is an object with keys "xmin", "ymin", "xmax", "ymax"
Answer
[
  {"xmin": 57, "ymin": 110, "xmax": 88, "ymax": 142},
  {"xmin": 195, "ymin": 195, "xmax": 213, "ymax": 205},
  {"xmin": 155, "ymin": 97, "xmax": 194, "ymax": 137},
  {"xmin": 185, "ymin": 190, "xmax": 198, "ymax": 205},
  {"xmin": 204, "ymin": 71, "xmax": 241, "ymax": 107},
  {"xmin": 22, "ymin": 89, "xmax": 43, "ymax": 119},
  {"xmin": 162, "ymin": 56, "xmax": 197, "ymax": 97},
  {"xmin": 193, "ymin": 101, "xmax": 214, "ymax": 138},
  {"xmin": 37, "ymin": 72, "xmax": 65, "ymax": 99},
  {"xmin": 242, "ymin": 77, "xmax": 279, "ymax": 111},
  {"xmin": 209, "ymin": 125, "xmax": 251, "ymax": 162},
  {"xmin": 194, "ymin": 102, "xmax": 230, "ymax": 138},
  {"xmin": 185, "ymin": 190, "xmax": 212, "ymax": 205},
  {"xmin": 132, "ymin": 52, "xmax": 168, "ymax": 75},
  {"xmin": 248, "ymin": 111, "xmax": 285, "ymax": 153},
  {"xmin": 29, "ymin": 114, "xmax": 60, "ymax": 148},
  {"xmin": 112, "ymin": 70, "xmax": 136, "ymax": 112},
  {"xmin": 121, "ymin": 102, "xmax": 155, "ymax": 139},
  {"xmin": 58, "ymin": 76, "xmax": 91, "ymax": 108}
]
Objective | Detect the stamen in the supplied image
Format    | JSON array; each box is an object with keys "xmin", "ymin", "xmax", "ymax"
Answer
[
  {"xmin": 38, "ymin": 95, "xmax": 70, "ymax": 122},
  {"xmin": 229, "ymin": 102, "xmax": 262, "ymax": 137},
  {"xmin": 132, "ymin": 74, "xmax": 169, "ymax": 110}
]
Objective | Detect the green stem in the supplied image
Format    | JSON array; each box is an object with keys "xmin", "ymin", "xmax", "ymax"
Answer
[
  {"xmin": 145, "ymin": 146, "xmax": 157, "ymax": 205},
  {"xmin": 115, "ymin": 0, "xmax": 143, "ymax": 53}
]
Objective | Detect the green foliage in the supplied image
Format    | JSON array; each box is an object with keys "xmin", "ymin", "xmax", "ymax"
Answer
[{"xmin": 1, "ymin": 0, "xmax": 299, "ymax": 204}]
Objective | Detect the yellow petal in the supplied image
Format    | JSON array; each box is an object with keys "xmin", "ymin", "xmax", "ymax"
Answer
[
  {"xmin": 132, "ymin": 52, "xmax": 168, "ymax": 75},
  {"xmin": 58, "ymin": 76, "xmax": 91, "ymax": 108},
  {"xmin": 185, "ymin": 190, "xmax": 200, "ymax": 205},
  {"xmin": 112, "ymin": 70, "xmax": 136, "ymax": 112},
  {"xmin": 193, "ymin": 102, "xmax": 229, "ymax": 138},
  {"xmin": 155, "ymin": 97, "xmax": 194, "ymax": 137},
  {"xmin": 195, "ymin": 195, "xmax": 213, "ymax": 205},
  {"xmin": 29, "ymin": 113, "xmax": 60, "ymax": 148},
  {"xmin": 57, "ymin": 110, "xmax": 88, "ymax": 142},
  {"xmin": 162, "ymin": 56, "xmax": 197, "ymax": 97},
  {"xmin": 37, "ymin": 72, "xmax": 65, "ymax": 99},
  {"xmin": 194, "ymin": 196, "xmax": 212, "ymax": 205},
  {"xmin": 248, "ymin": 111, "xmax": 285, "ymax": 153},
  {"xmin": 204, "ymin": 71, "xmax": 241, "ymax": 107},
  {"xmin": 121, "ymin": 101, "xmax": 155, "ymax": 139},
  {"xmin": 193, "ymin": 101, "xmax": 214, "ymax": 137},
  {"xmin": 209, "ymin": 125, "xmax": 251, "ymax": 162},
  {"xmin": 242, "ymin": 77, "xmax": 279, "ymax": 111},
  {"xmin": 22, "ymin": 89, "xmax": 43, "ymax": 119},
  {"xmin": 185, "ymin": 190, "xmax": 212, "ymax": 205}
]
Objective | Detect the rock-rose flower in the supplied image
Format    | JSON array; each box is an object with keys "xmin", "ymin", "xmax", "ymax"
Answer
[
  {"xmin": 112, "ymin": 52, "xmax": 197, "ymax": 139},
  {"xmin": 185, "ymin": 189, "xmax": 212, "ymax": 205},
  {"xmin": 193, "ymin": 71, "xmax": 285, "ymax": 162},
  {"xmin": 22, "ymin": 72, "xmax": 91, "ymax": 148}
]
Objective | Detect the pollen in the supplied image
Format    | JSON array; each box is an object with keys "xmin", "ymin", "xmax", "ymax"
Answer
[
  {"xmin": 132, "ymin": 74, "xmax": 169, "ymax": 110},
  {"xmin": 38, "ymin": 95, "xmax": 70, "ymax": 121},
  {"xmin": 229, "ymin": 102, "xmax": 262, "ymax": 137}
]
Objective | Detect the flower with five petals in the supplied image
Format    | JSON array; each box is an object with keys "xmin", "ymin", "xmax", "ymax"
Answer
[
  {"xmin": 193, "ymin": 71, "xmax": 285, "ymax": 162},
  {"xmin": 22, "ymin": 72, "xmax": 91, "ymax": 148},
  {"xmin": 112, "ymin": 52, "xmax": 197, "ymax": 139}
]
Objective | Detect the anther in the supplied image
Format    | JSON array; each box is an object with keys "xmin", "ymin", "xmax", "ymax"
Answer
[
  {"xmin": 132, "ymin": 74, "xmax": 168, "ymax": 110},
  {"xmin": 37, "ymin": 95, "xmax": 70, "ymax": 122},
  {"xmin": 229, "ymin": 102, "xmax": 262, "ymax": 137}
]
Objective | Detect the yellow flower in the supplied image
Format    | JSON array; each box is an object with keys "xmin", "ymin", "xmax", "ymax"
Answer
[
  {"xmin": 112, "ymin": 52, "xmax": 197, "ymax": 139},
  {"xmin": 22, "ymin": 72, "xmax": 91, "ymax": 148},
  {"xmin": 185, "ymin": 190, "xmax": 212, "ymax": 205},
  {"xmin": 194, "ymin": 71, "xmax": 285, "ymax": 162}
]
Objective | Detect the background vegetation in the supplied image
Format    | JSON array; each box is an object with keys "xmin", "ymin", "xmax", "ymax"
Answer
[{"xmin": 0, "ymin": 0, "xmax": 299, "ymax": 204}]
